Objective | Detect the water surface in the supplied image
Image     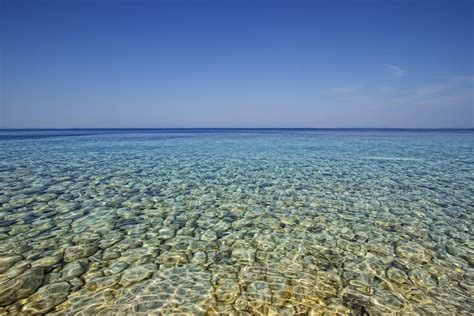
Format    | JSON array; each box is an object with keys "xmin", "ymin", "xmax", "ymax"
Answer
[{"xmin": 0, "ymin": 129, "xmax": 473, "ymax": 314}]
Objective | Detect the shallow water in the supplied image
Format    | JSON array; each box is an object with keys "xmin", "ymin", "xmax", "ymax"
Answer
[{"xmin": 0, "ymin": 129, "xmax": 473, "ymax": 315}]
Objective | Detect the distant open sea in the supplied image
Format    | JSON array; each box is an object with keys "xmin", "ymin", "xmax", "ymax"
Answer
[{"xmin": 0, "ymin": 129, "xmax": 473, "ymax": 314}]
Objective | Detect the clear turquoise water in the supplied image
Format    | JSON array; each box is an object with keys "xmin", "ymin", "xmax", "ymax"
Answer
[{"xmin": 0, "ymin": 129, "xmax": 473, "ymax": 315}]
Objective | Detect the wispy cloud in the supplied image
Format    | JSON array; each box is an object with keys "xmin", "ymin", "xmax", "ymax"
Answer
[
  {"xmin": 385, "ymin": 64, "xmax": 406, "ymax": 78},
  {"xmin": 415, "ymin": 84, "xmax": 448, "ymax": 98},
  {"xmin": 331, "ymin": 86, "xmax": 359, "ymax": 95}
]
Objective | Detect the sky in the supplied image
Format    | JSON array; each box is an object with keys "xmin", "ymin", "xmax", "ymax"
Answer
[{"xmin": 1, "ymin": 0, "xmax": 473, "ymax": 128}]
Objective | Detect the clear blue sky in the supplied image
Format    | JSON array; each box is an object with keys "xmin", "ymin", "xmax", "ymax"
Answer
[{"xmin": 1, "ymin": 0, "xmax": 473, "ymax": 128}]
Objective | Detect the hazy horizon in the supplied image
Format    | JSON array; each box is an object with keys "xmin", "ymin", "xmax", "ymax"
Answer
[
  {"xmin": 1, "ymin": 0, "xmax": 473, "ymax": 129},
  {"xmin": 0, "ymin": 127, "xmax": 473, "ymax": 131}
]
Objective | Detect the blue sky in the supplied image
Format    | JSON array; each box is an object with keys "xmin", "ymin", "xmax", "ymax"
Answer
[{"xmin": 1, "ymin": 0, "xmax": 473, "ymax": 128}]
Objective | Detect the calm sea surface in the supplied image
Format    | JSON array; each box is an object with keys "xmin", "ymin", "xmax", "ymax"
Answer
[{"xmin": 0, "ymin": 129, "xmax": 473, "ymax": 314}]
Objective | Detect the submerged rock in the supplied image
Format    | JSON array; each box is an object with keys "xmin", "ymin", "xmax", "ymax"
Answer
[
  {"xmin": 102, "ymin": 249, "xmax": 121, "ymax": 260},
  {"xmin": 396, "ymin": 242, "xmax": 431, "ymax": 263},
  {"xmin": 22, "ymin": 282, "xmax": 70, "ymax": 313},
  {"xmin": 247, "ymin": 281, "xmax": 272, "ymax": 305},
  {"xmin": 108, "ymin": 261, "xmax": 128, "ymax": 274},
  {"xmin": 408, "ymin": 268, "xmax": 437, "ymax": 288},
  {"xmin": 158, "ymin": 228, "xmax": 175, "ymax": 240},
  {"xmin": 32, "ymin": 252, "xmax": 63, "ymax": 268},
  {"xmin": 0, "ymin": 255, "xmax": 22, "ymax": 274},
  {"xmin": 369, "ymin": 289, "xmax": 404, "ymax": 312},
  {"xmin": 232, "ymin": 248, "xmax": 256, "ymax": 263},
  {"xmin": 0, "ymin": 267, "xmax": 44, "ymax": 306},
  {"xmin": 61, "ymin": 261, "xmax": 86, "ymax": 279},
  {"xmin": 119, "ymin": 264, "xmax": 156, "ymax": 286},
  {"xmin": 201, "ymin": 230, "xmax": 217, "ymax": 242},
  {"xmin": 69, "ymin": 277, "xmax": 84, "ymax": 292},
  {"xmin": 0, "ymin": 260, "xmax": 31, "ymax": 281},
  {"xmin": 386, "ymin": 266, "xmax": 409, "ymax": 284},
  {"xmin": 64, "ymin": 244, "xmax": 98, "ymax": 262},
  {"xmin": 191, "ymin": 251, "xmax": 208, "ymax": 266},
  {"xmin": 87, "ymin": 275, "xmax": 120, "ymax": 292},
  {"xmin": 215, "ymin": 278, "xmax": 240, "ymax": 304}
]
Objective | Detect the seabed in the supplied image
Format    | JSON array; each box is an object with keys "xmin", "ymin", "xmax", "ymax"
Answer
[{"xmin": 0, "ymin": 129, "xmax": 473, "ymax": 314}]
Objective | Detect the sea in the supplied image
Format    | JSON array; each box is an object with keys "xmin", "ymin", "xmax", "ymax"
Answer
[{"xmin": 0, "ymin": 129, "xmax": 473, "ymax": 314}]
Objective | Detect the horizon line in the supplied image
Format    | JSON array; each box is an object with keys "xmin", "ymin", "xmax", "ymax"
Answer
[{"xmin": 1, "ymin": 127, "xmax": 473, "ymax": 131}]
